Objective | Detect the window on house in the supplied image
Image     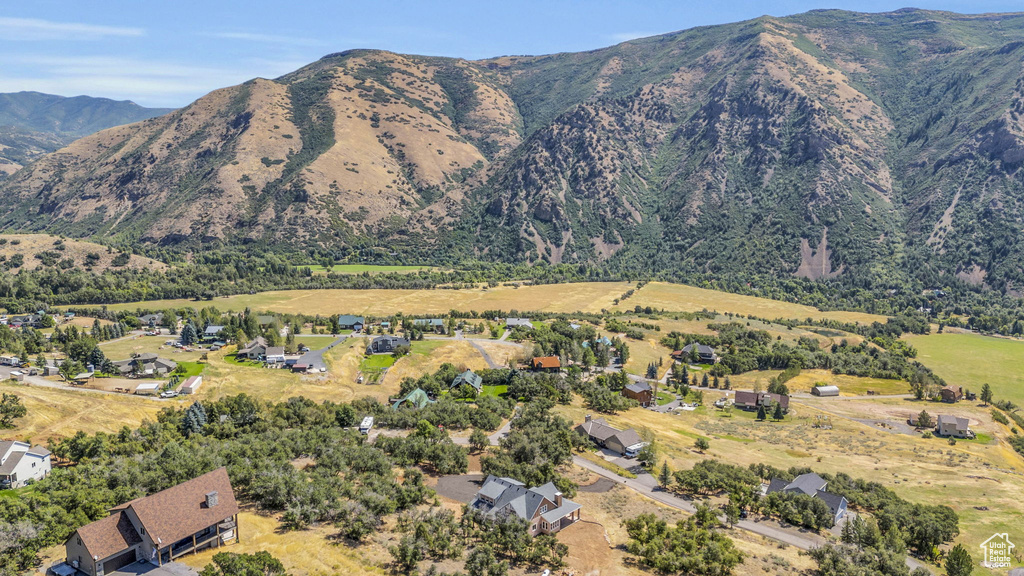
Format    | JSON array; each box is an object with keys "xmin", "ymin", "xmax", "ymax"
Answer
[{"xmin": 540, "ymin": 505, "xmax": 548, "ymax": 513}]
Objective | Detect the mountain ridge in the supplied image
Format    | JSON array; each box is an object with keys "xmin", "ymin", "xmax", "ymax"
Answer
[{"xmin": 2, "ymin": 9, "xmax": 1024, "ymax": 296}]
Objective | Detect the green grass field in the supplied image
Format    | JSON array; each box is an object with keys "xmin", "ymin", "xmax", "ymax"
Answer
[
  {"xmin": 361, "ymin": 354, "xmax": 398, "ymax": 370},
  {"xmin": 173, "ymin": 361, "xmax": 205, "ymax": 379},
  {"xmin": 904, "ymin": 332, "xmax": 1024, "ymax": 406},
  {"xmin": 302, "ymin": 264, "xmax": 435, "ymax": 275}
]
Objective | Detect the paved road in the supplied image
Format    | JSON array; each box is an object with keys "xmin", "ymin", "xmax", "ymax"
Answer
[
  {"xmin": 0, "ymin": 368, "xmax": 167, "ymax": 401},
  {"xmin": 571, "ymin": 455, "xmax": 931, "ymax": 573},
  {"xmin": 296, "ymin": 335, "xmax": 348, "ymax": 371}
]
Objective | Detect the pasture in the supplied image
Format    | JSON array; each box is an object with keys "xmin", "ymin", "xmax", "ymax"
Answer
[{"xmin": 903, "ymin": 332, "xmax": 1024, "ymax": 407}]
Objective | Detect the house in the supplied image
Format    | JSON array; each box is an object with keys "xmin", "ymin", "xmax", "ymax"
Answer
[
  {"xmin": 672, "ymin": 343, "xmax": 718, "ymax": 364},
  {"xmin": 9, "ymin": 314, "xmax": 42, "ymax": 328},
  {"xmin": 936, "ymin": 415, "xmax": 974, "ymax": 438},
  {"xmin": 764, "ymin": 472, "xmax": 847, "ymax": 525},
  {"xmin": 734, "ymin": 391, "xmax": 790, "ymax": 412},
  {"xmin": 413, "ymin": 318, "xmax": 446, "ymax": 333},
  {"xmin": 0, "ymin": 441, "xmax": 51, "ymax": 488},
  {"xmin": 237, "ymin": 337, "xmax": 268, "ymax": 360},
  {"xmin": 940, "ymin": 385, "xmax": 963, "ymax": 403},
  {"xmin": 505, "ymin": 318, "xmax": 534, "ymax": 330},
  {"xmin": 337, "ymin": 315, "xmax": 365, "ymax": 331},
  {"xmin": 811, "ymin": 385, "xmax": 840, "ymax": 397},
  {"xmin": 256, "ymin": 315, "xmax": 277, "ymax": 327},
  {"xmin": 451, "ymin": 369, "xmax": 483, "ymax": 393},
  {"xmin": 113, "ymin": 354, "xmax": 178, "ymax": 376},
  {"xmin": 366, "ymin": 336, "xmax": 411, "ymax": 355},
  {"xmin": 392, "ymin": 388, "xmax": 435, "ymax": 410},
  {"xmin": 138, "ymin": 313, "xmax": 163, "ymax": 328},
  {"xmin": 64, "ymin": 468, "xmax": 239, "ymax": 576},
  {"xmin": 575, "ymin": 415, "xmax": 647, "ymax": 457},
  {"xmin": 470, "ymin": 475, "xmax": 581, "ymax": 536},
  {"xmin": 623, "ymin": 381, "xmax": 654, "ymax": 407},
  {"xmin": 180, "ymin": 376, "xmax": 203, "ymax": 395},
  {"xmin": 264, "ymin": 347, "xmax": 286, "ymax": 364},
  {"xmin": 203, "ymin": 325, "xmax": 225, "ymax": 340},
  {"xmin": 531, "ymin": 356, "xmax": 561, "ymax": 372}
]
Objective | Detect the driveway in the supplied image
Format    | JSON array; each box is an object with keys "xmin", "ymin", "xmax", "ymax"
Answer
[
  {"xmin": 435, "ymin": 474, "xmax": 484, "ymax": 503},
  {"xmin": 108, "ymin": 561, "xmax": 198, "ymax": 576},
  {"xmin": 296, "ymin": 335, "xmax": 347, "ymax": 371}
]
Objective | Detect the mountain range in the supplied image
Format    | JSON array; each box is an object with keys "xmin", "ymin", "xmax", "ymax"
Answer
[
  {"xmin": 0, "ymin": 91, "xmax": 172, "ymax": 177},
  {"xmin": 2, "ymin": 9, "xmax": 1024, "ymax": 295}
]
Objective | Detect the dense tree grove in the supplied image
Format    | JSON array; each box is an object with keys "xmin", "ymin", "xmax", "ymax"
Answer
[
  {"xmin": 622, "ymin": 512, "xmax": 744, "ymax": 576},
  {"xmin": 0, "ymin": 393, "xmax": 489, "ymax": 576}
]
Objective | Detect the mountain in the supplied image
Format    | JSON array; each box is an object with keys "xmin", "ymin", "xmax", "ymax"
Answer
[
  {"xmin": 2, "ymin": 9, "xmax": 1024, "ymax": 295},
  {"xmin": 0, "ymin": 92, "xmax": 173, "ymax": 177}
]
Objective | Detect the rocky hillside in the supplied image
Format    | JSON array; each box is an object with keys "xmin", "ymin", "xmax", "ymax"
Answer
[
  {"xmin": 0, "ymin": 92, "xmax": 172, "ymax": 177},
  {"xmin": 3, "ymin": 9, "xmax": 1024, "ymax": 295}
]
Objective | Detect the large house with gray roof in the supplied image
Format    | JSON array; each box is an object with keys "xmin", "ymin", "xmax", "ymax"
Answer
[
  {"xmin": 764, "ymin": 472, "xmax": 847, "ymax": 525},
  {"xmin": 470, "ymin": 475, "xmax": 581, "ymax": 536},
  {"xmin": 0, "ymin": 441, "xmax": 51, "ymax": 488},
  {"xmin": 575, "ymin": 415, "xmax": 647, "ymax": 457}
]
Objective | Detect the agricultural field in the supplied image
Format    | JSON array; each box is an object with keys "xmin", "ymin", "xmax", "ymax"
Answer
[
  {"xmin": 556, "ymin": 392, "xmax": 1024, "ymax": 575},
  {"xmin": 0, "ymin": 381, "xmax": 164, "ymax": 444},
  {"xmin": 93, "ymin": 280, "xmax": 896, "ymax": 324},
  {"xmin": 618, "ymin": 282, "xmax": 887, "ymax": 324},
  {"xmin": 904, "ymin": 332, "xmax": 1024, "ymax": 407}
]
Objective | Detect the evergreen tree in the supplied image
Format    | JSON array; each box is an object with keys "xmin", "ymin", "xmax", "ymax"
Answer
[
  {"xmin": 772, "ymin": 402, "xmax": 785, "ymax": 421},
  {"xmin": 756, "ymin": 405, "xmax": 767, "ymax": 421},
  {"xmin": 658, "ymin": 461, "xmax": 672, "ymax": 488},
  {"xmin": 180, "ymin": 322, "xmax": 198, "ymax": 346},
  {"xmin": 980, "ymin": 383, "xmax": 993, "ymax": 406},
  {"xmin": 944, "ymin": 544, "xmax": 973, "ymax": 576}
]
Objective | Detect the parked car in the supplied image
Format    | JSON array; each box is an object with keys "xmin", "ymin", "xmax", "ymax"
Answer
[{"xmin": 160, "ymin": 390, "xmax": 179, "ymax": 398}]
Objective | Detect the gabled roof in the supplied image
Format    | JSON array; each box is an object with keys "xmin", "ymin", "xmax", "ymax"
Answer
[
  {"xmin": 74, "ymin": 511, "xmax": 143, "ymax": 561},
  {"xmin": 937, "ymin": 414, "xmax": 970, "ymax": 430},
  {"xmin": 681, "ymin": 343, "xmax": 716, "ymax": 356},
  {"xmin": 204, "ymin": 325, "xmax": 225, "ymax": 335},
  {"xmin": 0, "ymin": 443, "xmax": 51, "ymax": 474},
  {"xmin": 815, "ymin": 490, "xmax": 847, "ymax": 514},
  {"xmin": 238, "ymin": 337, "xmax": 268, "ymax": 354},
  {"xmin": 784, "ymin": 473, "xmax": 827, "ymax": 496},
  {"xmin": 392, "ymin": 388, "xmax": 434, "ymax": 410},
  {"xmin": 576, "ymin": 418, "xmax": 618, "ymax": 442},
  {"xmin": 413, "ymin": 318, "xmax": 444, "ymax": 326},
  {"xmin": 610, "ymin": 429, "xmax": 644, "ymax": 449},
  {"xmin": 474, "ymin": 476, "xmax": 572, "ymax": 524},
  {"xmin": 265, "ymin": 346, "xmax": 285, "ymax": 357},
  {"xmin": 624, "ymin": 381, "xmax": 652, "ymax": 394},
  {"xmin": 452, "ymin": 370, "xmax": 483, "ymax": 391},
  {"xmin": 120, "ymin": 467, "xmax": 237, "ymax": 546},
  {"xmin": 532, "ymin": 356, "xmax": 560, "ymax": 369},
  {"xmin": 337, "ymin": 315, "xmax": 365, "ymax": 325}
]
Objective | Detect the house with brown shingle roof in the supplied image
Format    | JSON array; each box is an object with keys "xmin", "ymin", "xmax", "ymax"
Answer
[
  {"xmin": 64, "ymin": 468, "xmax": 239, "ymax": 576},
  {"xmin": 531, "ymin": 356, "xmax": 561, "ymax": 372}
]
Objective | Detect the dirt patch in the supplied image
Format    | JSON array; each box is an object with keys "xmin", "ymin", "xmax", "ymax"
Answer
[
  {"xmin": 795, "ymin": 228, "xmax": 844, "ymax": 280},
  {"xmin": 434, "ymin": 474, "xmax": 484, "ymax": 504},
  {"xmin": 578, "ymin": 478, "xmax": 617, "ymax": 493},
  {"xmin": 557, "ymin": 520, "xmax": 616, "ymax": 576}
]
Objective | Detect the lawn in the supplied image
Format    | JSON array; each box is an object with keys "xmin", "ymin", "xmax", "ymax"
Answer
[
  {"xmin": 361, "ymin": 354, "xmax": 397, "ymax": 370},
  {"xmin": 656, "ymin": 391, "xmax": 675, "ymax": 405},
  {"xmin": 784, "ymin": 369, "xmax": 910, "ymax": 396},
  {"xmin": 903, "ymin": 332, "xmax": 1024, "ymax": 406},
  {"xmin": 479, "ymin": 384, "xmax": 507, "ymax": 398},
  {"xmin": 173, "ymin": 361, "xmax": 206, "ymax": 380}
]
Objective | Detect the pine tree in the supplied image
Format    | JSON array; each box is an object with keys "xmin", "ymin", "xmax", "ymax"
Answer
[
  {"xmin": 944, "ymin": 544, "xmax": 973, "ymax": 576},
  {"xmin": 980, "ymin": 382, "xmax": 993, "ymax": 406},
  {"xmin": 180, "ymin": 322, "xmax": 198, "ymax": 346},
  {"xmin": 756, "ymin": 405, "xmax": 767, "ymax": 421},
  {"xmin": 773, "ymin": 402, "xmax": 785, "ymax": 421}
]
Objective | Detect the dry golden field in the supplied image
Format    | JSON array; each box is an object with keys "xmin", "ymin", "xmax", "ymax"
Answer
[
  {"xmin": 0, "ymin": 233, "xmax": 164, "ymax": 273},
  {"xmin": 0, "ymin": 381, "xmax": 164, "ymax": 444}
]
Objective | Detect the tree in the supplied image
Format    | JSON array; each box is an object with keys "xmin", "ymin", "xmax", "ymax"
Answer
[
  {"xmin": 392, "ymin": 344, "xmax": 411, "ymax": 358},
  {"xmin": 0, "ymin": 393, "xmax": 27, "ymax": 428},
  {"xmin": 756, "ymin": 405, "xmax": 767, "ymax": 421},
  {"xmin": 916, "ymin": 410, "xmax": 933, "ymax": 428},
  {"xmin": 465, "ymin": 544, "xmax": 508, "ymax": 576},
  {"xmin": 181, "ymin": 402, "xmax": 208, "ymax": 436},
  {"xmin": 199, "ymin": 551, "xmax": 287, "ymax": 576},
  {"xmin": 945, "ymin": 544, "xmax": 973, "ymax": 576},
  {"xmin": 658, "ymin": 461, "xmax": 672, "ymax": 489},
  {"xmin": 980, "ymin": 383, "xmax": 993, "ymax": 406},
  {"xmin": 180, "ymin": 322, "xmax": 198, "ymax": 346},
  {"xmin": 470, "ymin": 429, "xmax": 490, "ymax": 453},
  {"xmin": 724, "ymin": 501, "xmax": 741, "ymax": 527},
  {"xmin": 772, "ymin": 402, "xmax": 785, "ymax": 421},
  {"xmin": 695, "ymin": 437, "xmax": 710, "ymax": 453}
]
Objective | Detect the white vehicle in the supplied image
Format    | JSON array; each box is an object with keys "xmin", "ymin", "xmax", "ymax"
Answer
[
  {"xmin": 359, "ymin": 416, "xmax": 374, "ymax": 434},
  {"xmin": 160, "ymin": 390, "xmax": 179, "ymax": 398}
]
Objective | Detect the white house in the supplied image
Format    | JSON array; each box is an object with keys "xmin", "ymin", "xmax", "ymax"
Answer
[{"xmin": 0, "ymin": 441, "xmax": 52, "ymax": 488}]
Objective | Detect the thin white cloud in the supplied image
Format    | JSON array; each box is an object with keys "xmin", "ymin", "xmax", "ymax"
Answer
[
  {"xmin": 208, "ymin": 31, "xmax": 327, "ymax": 47},
  {"xmin": 0, "ymin": 54, "xmax": 304, "ymax": 107},
  {"xmin": 0, "ymin": 17, "xmax": 143, "ymax": 41},
  {"xmin": 608, "ymin": 31, "xmax": 657, "ymax": 43}
]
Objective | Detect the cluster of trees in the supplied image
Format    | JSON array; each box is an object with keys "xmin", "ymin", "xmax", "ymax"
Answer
[
  {"xmin": 481, "ymin": 399, "xmax": 587, "ymax": 497},
  {"xmin": 622, "ymin": 510, "xmax": 744, "ymax": 575},
  {"xmin": 389, "ymin": 508, "xmax": 568, "ymax": 576},
  {"xmin": 0, "ymin": 393, "xmax": 26, "ymax": 428},
  {"xmin": 0, "ymin": 392, "xmax": 499, "ymax": 575}
]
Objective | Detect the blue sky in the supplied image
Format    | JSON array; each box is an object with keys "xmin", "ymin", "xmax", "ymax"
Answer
[{"xmin": 3, "ymin": 0, "xmax": 1021, "ymax": 107}]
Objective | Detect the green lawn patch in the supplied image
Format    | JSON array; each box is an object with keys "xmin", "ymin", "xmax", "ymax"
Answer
[
  {"xmin": 675, "ymin": 429, "xmax": 712, "ymax": 442},
  {"xmin": 225, "ymin": 355, "xmax": 263, "ymax": 368},
  {"xmin": 361, "ymin": 354, "xmax": 397, "ymax": 370},
  {"xmin": 904, "ymin": 333, "xmax": 1024, "ymax": 407},
  {"xmin": 656, "ymin": 391, "xmax": 676, "ymax": 406},
  {"xmin": 480, "ymin": 384, "xmax": 508, "ymax": 398},
  {"xmin": 173, "ymin": 361, "xmax": 205, "ymax": 379},
  {"xmin": 410, "ymin": 340, "xmax": 448, "ymax": 355}
]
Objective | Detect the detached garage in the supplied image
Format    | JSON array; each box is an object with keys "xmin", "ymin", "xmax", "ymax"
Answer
[{"xmin": 811, "ymin": 385, "xmax": 840, "ymax": 397}]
